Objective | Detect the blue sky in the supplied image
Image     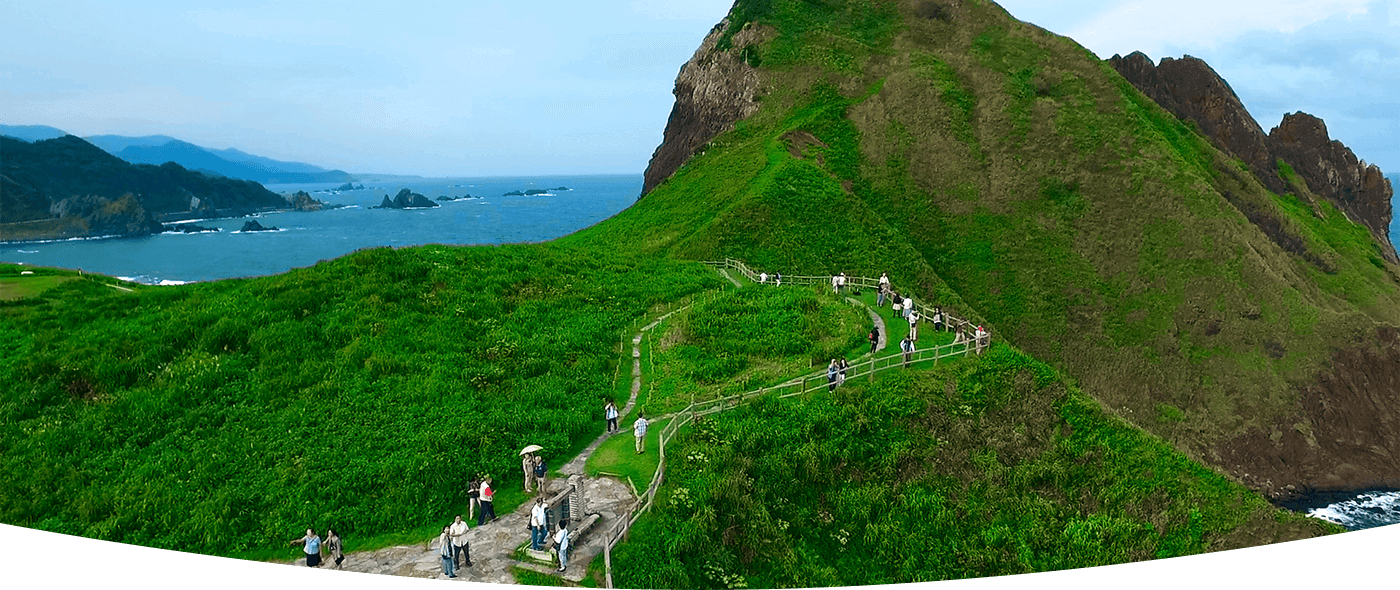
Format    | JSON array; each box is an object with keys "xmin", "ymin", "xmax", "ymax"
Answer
[{"xmin": 1, "ymin": 0, "xmax": 1395, "ymax": 177}]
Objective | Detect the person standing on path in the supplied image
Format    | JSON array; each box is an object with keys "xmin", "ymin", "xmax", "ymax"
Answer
[
  {"xmin": 901, "ymin": 336, "xmax": 914, "ymax": 368},
  {"xmin": 827, "ymin": 359, "xmax": 839, "ymax": 392},
  {"xmin": 534, "ymin": 454, "xmax": 549, "ymax": 495},
  {"xmin": 891, "ymin": 293, "xmax": 902, "ymax": 319},
  {"xmin": 449, "ymin": 515, "xmax": 471, "ymax": 568},
  {"xmin": 908, "ymin": 308, "xmax": 920, "ymax": 341},
  {"xmin": 634, "ymin": 412, "xmax": 650, "ymax": 454},
  {"xmin": 467, "ymin": 477, "xmax": 481, "ymax": 522},
  {"xmin": 554, "ymin": 521, "xmax": 571, "ymax": 572},
  {"xmin": 975, "ymin": 326, "xmax": 989, "ymax": 355},
  {"xmin": 605, "ymin": 399, "xmax": 619, "ymax": 433},
  {"xmin": 775, "ymin": 272, "xmax": 781, "ymax": 287},
  {"xmin": 831, "ymin": 274, "xmax": 840, "ymax": 295},
  {"xmin": 530, "ymin": 497, "xmax": 548, "ymax": 551},
  {"xmin": 478, "ymin": 476, "xmax": 496, "ymax": 525},
  {"xmin": 878, "ymin": 273, "xmax": 890, "ymax": 306},
  {"xmin": 838, "ymin": 358, "xmax": 849, "ymax": 386},
  {"xmin": 437, "ymin": 525, "xmax": 457, "ymax": 578},
  {"xmin": 523, "ymin": 452, "xmax": 536, "ymax": 494},
  {"xmin": 290, "ymin": 528, "xmax": 322, "ymax": 567},
  {"xmin": 325, "ymin": 528, "xmax": 345, "ymax": 570},
  {"xmin": 932, "ymin": 306, "xmax": 944, "ymax": 333},
  {"xmin": 760, "ymin": 271, "xmax": 768, "ymax": 284},
  {"xmin": 868, "ymin": 327, "xmax": 879, "ymax": 355}
]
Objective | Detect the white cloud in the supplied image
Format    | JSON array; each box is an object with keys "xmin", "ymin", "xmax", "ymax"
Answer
[{"xmin": 1066, "ymin": 0, "xmax": 1374, "ymax": 58}]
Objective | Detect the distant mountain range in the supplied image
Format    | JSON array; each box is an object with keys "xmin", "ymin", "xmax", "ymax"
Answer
[{"xmin": 1, "ymin": 125, "xmax": 354, "ymax": 184}]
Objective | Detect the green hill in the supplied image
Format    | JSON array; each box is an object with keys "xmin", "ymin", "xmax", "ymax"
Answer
[{"xmin": 2, "ymin": 0, "xmax": 1396, "ymax": 585}]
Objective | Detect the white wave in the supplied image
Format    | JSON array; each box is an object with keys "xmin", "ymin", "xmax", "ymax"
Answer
[
  {"xmin": 343, "ymin": 205, "xmax": 361, "ymax": 209},
  {"xmin": 1, "ymin": 234, "xmax": 123, "ymax": 245},
  {"xmin": 17, "ymin": 250, "xmax": 38, "ymax": 253},
  {"xmin": 157, "ymin": 279, "xmax": 189, "ymax": 286},
  {"xmin": 1307, "ymin": 491, "xmax": 1400, "ymax": 530},
  {"xmin": 232, "ymin": 228, "xmax": 287, "ymax": 234}
]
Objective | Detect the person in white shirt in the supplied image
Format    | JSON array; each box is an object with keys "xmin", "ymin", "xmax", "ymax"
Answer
[
  {"xmin": 554, "ymin": 522, "xmax": 571, "ymax": 572},
  {"xmin": 975, "ymin": 326, "xmax": 988, "ymax": 355},
  {"xmin": 529, "ymin": 497, "xmax": 548, "ymax": 551},
  {"xmin": 908, "ymin": 309, "xmax": 920, "ymax": 341},
  {"xmin": 831, "ymin": 274, "xmax": 840, "ymax": 294},
  {"xmin": 877, "ymin": 273, "xmax": 890, "ymax": 306},
  {"xmin": 449, "ymin": 515, "xmax": 471, "ymax": 568},
  {"xmin": 760, "ymin": 272, "xmax": 769, "ymax": 284},
  {"xmin": 634, "ymin": 412, "xmax": 649, "ymax": 454}
]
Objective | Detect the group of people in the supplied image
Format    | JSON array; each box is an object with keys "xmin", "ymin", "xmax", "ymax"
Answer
[
  {"xmin": 826, "ymin": 358, "xmax": 852, "ymax": 391},
  {"xmin": 523, "ymin": 452, "xmax": 550, "ymax": 496},
  {"xmin": 290, "ymin": 528, "xmax": 344, "ymax": 569},
  {"xmin": 529, "ymin": 497, "xmax": 573, "ymax": 572},
  {"xmin": 831, "ymin": 272, "xmax": 848, "ymax": 294},
  {"xmin": 758, "ymin": 271, "xmax": 782, "ymax": 286}
]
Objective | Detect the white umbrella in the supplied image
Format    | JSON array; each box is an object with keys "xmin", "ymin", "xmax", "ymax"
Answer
[{"xmin": 519, "ymin": 444, "xmax": 543, "ymax": 456}]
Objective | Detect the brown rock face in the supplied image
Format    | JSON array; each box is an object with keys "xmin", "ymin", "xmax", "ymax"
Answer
[
  {"xmin": 1214, "ymin": 327, "xmax": 1400, "ymax": 500},
  {"xmin": 1270, "ymin": 112, "xmax": 1397, "ymax": 260},
  {"xmin": 1111, "ymin": 52, "xmax": 1398, "ymax": 262},
  {"xmin": 1109, "ymin": 52, "xmax": 1284, "ymax": 193},
  {"xmin": 640, "ymin": 20, "xmax": 764, "ymax": 196}
]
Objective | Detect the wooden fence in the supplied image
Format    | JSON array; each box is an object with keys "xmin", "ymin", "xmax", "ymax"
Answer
[{"xmin": 601, "ymin": 260, "xmax": 990, "ymax": 588}]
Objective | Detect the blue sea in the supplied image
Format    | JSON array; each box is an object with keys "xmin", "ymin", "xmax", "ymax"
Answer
[{"xmin": 0, "ymin": 174, "xmax": 639, "ymax": 284}]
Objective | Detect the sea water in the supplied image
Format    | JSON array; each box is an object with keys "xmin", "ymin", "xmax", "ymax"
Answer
[
  {"xmin": 0, "ymin": 174, "xmax": 639, "ymax": 284},
  {"xmin": 1280, "ymin": 490, "xmax": 1400, "ymax": 530}
]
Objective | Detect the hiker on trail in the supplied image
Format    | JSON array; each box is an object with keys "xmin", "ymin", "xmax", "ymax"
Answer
[
  {"xmin": 450, "ymin": 515, "xmax": 471, "ymax": 568},
  {"xmin": 634, "ymin": 412, "xmax": 650, "ymax": 454},
  {"xmin": 290, "ymin": 528, "xmax": 322, "ymax": 567},
  {"xmin": 891, "ymin": 293, "xmax": 902, "ymax": 318},
  {"xmin": 827, "ymin": 359, "xmax": 839, "ymax": 392},
  {"xmin": 775, "ymin": 272, "xmax": 781, "ymax": 286},
  {"xmin": 868, "ymin": 327, "xmax": 879, "ymax": 355},
  {"xmin": 534, "ymin": 454, "xmax": 549, "ymax": 495},
  {"xmin": 839, "ymin": 272, "xmax": 848, "ymax": 294},
  {"xmin": 908, "ymin": 308, "xmax": 920, "ymax": 341},
  {"xmin": 975, "ymin": 326, "xmax": 988, "ymax": 355},
  {"xmin": 605, "ymin": 399, "xmax": 619, "ymax": 433},
  {"xmin": 838, "ymin": 359, "xmax": 849, "ymax": 385},
  {"xmin": 554, "ymin": 521, "xmax": 571, "ymax": 572},
  {"xmin": 530, "ymin": 497, "xmax": 548, "ymax": 551},
  {"xmin": 901, "ymin": 336, "xmax": 914, "ymax": 367},
  {"xmin": 437, "ymin": 525, "xmax": 457, "ymax": 578},
  {"xmin": 877, "ymin": 273, "xmax": 890, "ymax": 306},
  {"xmin": 478, "ymin": 476, "xmax": 496, "ymax": 525},
  {"xmin": 903, "ymin": 296, "xmax": 914, "ymax": 320},
  {"xmin": 831, "ymin": 274, "xmax": 840, "ymax": 294},
  {"xmin": 467, "ymin": 477, "xmax": 481, "ymax": 521},
  {"xmin": 326, "ymin": 528, "xmax": 345, "ymax": 569},
  {"xmin": 954, "ymin": 328, "xmax": 969, "ymax": 351},
  {"xmin": 932, "ymin": 306, "xmax": 944, "ymax": 332},
  {"xmin": 523, "ymin": 452, "xmax": 536, "ymax": 493},
  {"xmin": 760, "ymin": 272, "xmax": 769, "ymax": 284}
]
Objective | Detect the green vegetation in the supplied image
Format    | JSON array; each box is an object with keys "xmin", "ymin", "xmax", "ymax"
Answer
[
  {"xmin": 0, "ymin": 271, "xmax": 78, "ymax": 301},
  {"xmin": 612, "ymin": 346, "xmax": 1339, "ymax": 588}
]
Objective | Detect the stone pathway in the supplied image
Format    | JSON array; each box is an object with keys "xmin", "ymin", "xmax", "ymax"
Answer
[
  {"xmin": 717, "ymin": 268, "xmax": 742, "ymax": 288},
  {"xmin": 289, "ymin": 302, "xmax": 688, "ymax": 584},
  {"xmin": 850, "ymin": 296, "xmax": 887, "ymax": 353}
]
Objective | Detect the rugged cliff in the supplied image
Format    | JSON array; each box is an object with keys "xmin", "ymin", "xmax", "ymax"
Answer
[
  {"xmin": 1110, "ymin": 52, "xmax": 1397, "ymax": 263},
  {"xmin": 640, "ymin": 19, "xmax": 766, "ymax": 196}
]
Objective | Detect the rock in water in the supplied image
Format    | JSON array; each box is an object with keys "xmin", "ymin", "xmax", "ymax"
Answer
[
  {"xmin": 390, "ymin": 188, "xmax": 439, "ymax": 208},
  {"xmin": 288, "ymin": 190, "xmax": 325, "ymax": 212},
  {"xmin": 240, "ymin": 219, "xmax": 277, "ymax": 232}
]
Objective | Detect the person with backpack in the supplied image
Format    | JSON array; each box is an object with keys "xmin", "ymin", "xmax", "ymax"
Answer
[
  {"xmin": 533, "ymin": 454, "xmax": 549, "ymax": 495},
  {"xmin": 437, "ymin": 525, "xmax": 457, "ymax": 578}
]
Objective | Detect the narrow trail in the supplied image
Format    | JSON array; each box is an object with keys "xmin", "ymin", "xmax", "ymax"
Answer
[{"xmin": 284, "ymin": 263, "xmax": 945, "ymax": 585}]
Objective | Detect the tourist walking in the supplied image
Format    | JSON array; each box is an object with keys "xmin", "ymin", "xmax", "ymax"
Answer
[
  {"xmin": 554, "ymin": 521, "xmax": 571, "ymax": 572},
  {"xmin": 908, "ymin": 308, "xmax": 920, "ymax": 341},
  {"xmin": 877, "ymin": 273, "xmax": 890, "ymax": 306},
  {"xmin": 900, "ymin": 336, "xmax": 914, "ymax": 368},
  {"xmin": 325, "ymin": 528, "xmax": 345, "ymax": 569},
  {"xmin": 634, "ymin": 412, "xmax": 650, "ymax": 454},
  {"xmin": 450, "ymin": 515, "xmax": 472, "ymax": 568},
  {"xmin": 868, "ymin": 327, "xmax": 879, "ymax": 355},
  {"xmin": 903, "ymin": 296, "xmax": 914, "ymax": 320},
  {"xmin": 891, "ymin": 293, "xmax": 902, "ymax": 318},
  {"xmin": 478, "ymin": 476, "xmax": 496, "ymax": 525},
  {"xmin": 605, "ymin": 399, "xmax": 619, "ymax": 433},
  {"xmin": 534, "ymin": 454, "xmax": 549, "ymax": 495},
  {"xmin": 775, "ymin": 272, "xmax": 781, "ymax": 286},
  {"xmin": 530, "ymin": 497, "xmax": 548, "ymax": 551},
  {"xmin": 932, "ymin": 306, "xmax": 944, "ymax": 332},
  {"xmin": 838, "ymin": 272, "xmax": 848, "ymax": 294},
  {"xmin": 290, "ymin": 528, "xmax": 322, "ymax": 568},
  {"xmin": 975, "ymin": 326, "xmax": 988, "ymax": 355},
  {"xmin": 523, "ymin": 452, "xmax": 536, "ymax": 493},
  {"xmin": 437, "ymin": 525, "xmax": 457, "ymax": 578},
  {"xmin": 760, "ymin": 271, "xmax": 769, "ymax": 284},
  {"xmin": 827, "ymin": 359, "xmax": 839, "ymax": 392},
  {"xmin": 467, "ymin": 477, "xmax": 481, "ymax": 521},
  {"xmin": 838, "ymin": 358, "xmax": 849, "ymax": 385},
  {"xmin": 831, "ymin": 274, "xmax": 840, "ymax": 294}
]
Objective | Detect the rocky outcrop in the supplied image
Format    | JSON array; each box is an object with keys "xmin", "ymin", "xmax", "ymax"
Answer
[
  {"xmin": 640, "ymin": 19, "xmax": 766, "ymax": 196},
  {"xmin": 1269, "ymin": 113, "xmax": 1396, "ymax": 259},
  {"xmin": 239, "ymin": 219, "xmax": 278, "ymax": 232},
  {"xmin": 287, "ymin": 190, "xmax": 325, "ymax": 212},
  {"xmin": 375, "ymin": 188, "xmax": 439, "ymax": 209},
  {"xmin": 1110, "ymin": 52, "xmax": 1398, "ymax": 262}
]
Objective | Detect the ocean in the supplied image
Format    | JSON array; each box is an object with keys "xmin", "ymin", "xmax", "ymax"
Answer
[{"xmin": 0, "ymin": 174, "xmax": 639, "ymax": 284}]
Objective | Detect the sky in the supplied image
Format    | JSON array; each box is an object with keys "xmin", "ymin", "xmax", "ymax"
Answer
[{"xmin": 2, "ymin": 0, "xmax": 1397, "ymax": 177}]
